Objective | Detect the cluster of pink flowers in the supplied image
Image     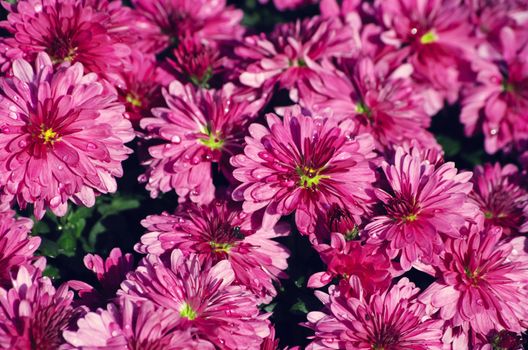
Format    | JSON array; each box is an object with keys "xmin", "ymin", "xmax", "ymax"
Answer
[{"xmin": 0, "ymin": 0, "xmax": 527, "ymax": 349}]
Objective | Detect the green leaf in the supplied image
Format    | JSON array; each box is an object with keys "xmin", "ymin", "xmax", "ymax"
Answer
[
  {"xmin": 57, "ymin": 232, "xmax": 77, "ymax": 257},
  {"xmin": 88, "ymin": 221, "xmax": 107, "ymax": 248},
  {"xmin": 38, "ymin": 238, "xmax": 59, "ymax": 258},
  {"xmin": 294, "ymin": 275, "xmax": 305, "ymax": 288},
  {"xmin": 290, "ymin": 298, "xmax": 309, "ymax": 315},
  {"xmin": 32, "ymin": 220, "xmax": 50, "ymax": 235},
  {"xmin": 263, "ymin": 302, "xmax": 277, "ymax": 313},
  {"xmin": 436, "ymin": 135, "xmax": 461, "ymax": 158},
  {"xmin": 97, "ymin": 196, "xmax": 140, "ymax": 218},
  {"xmin": 43, "ymin": 265, "xmax": 61, "ymax": 280}
]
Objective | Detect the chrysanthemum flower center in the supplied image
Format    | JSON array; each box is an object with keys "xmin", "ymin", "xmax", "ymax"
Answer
[
  {"xmin": 180, "ymin": 302, "xmax": 198, "ymax": 320},
  {"xmin": 420, "ymin": 30, "xmax": 438, "ymax": 44},
  {"xmin": 327, "ymin": 204, "xmax": 358, "ymax": 239},
  {"xmin": 356, "ymin": 101, "xmax": 371, "ymax": 116},
  {"xmin": 126, "ymin": 93, "xmax": 142, "ymax": 108},
  {"xmin": 401, "ymin": 213, "xmax": 417, "ymax": 222},
  {"xmin": 464, "ymin": 266, "xmax": 481, "ymax": 286},
  {"xmin": 210, "ymin": 241, "xmax": 232, "ymax": 253},
  {"xmin": 296, "ymin": 166, "xmax": 329, "ymax": 189},
  {"xmin": 38, "ymin": 126, "xmax": 60, "ymax": 145},
  {"xmin": 199, "ymin": 126, "xmax": 224, "ymax": 151}
]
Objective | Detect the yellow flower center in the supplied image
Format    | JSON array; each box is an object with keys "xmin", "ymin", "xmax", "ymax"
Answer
[
  {"xmin": 296, "ymin": 166, "xmax": 329, "ymax": 189},
  {"xmin": 126, "ymin": 93, "xmax": 142, "ymax": 107},
  {"xmin": 210, "ymin": 241, "xmax": 232, "ymax": 254},
  {"xmin": 39, "ymin": 126, "xmax": 59, "ymax": 144},
  {"xmin": 180, "ymin": 302, "xmax": 197, "ymax": 320},
  {"xmin": 401, "ymin": 213, "xmax": 418, "ymax": 222},
  {"xmin": 420, "ymin": 30, "xmax": 438, "ymax": 44}
]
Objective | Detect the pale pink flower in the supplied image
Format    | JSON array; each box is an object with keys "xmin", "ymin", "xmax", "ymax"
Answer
[
  {"xmin": 120, "ymin": 250, "xmax": 270, "ymax": 349},
  {"xmin": 1, "ymin": 0, "xmax": 131, "ymax": 76},
  {"xmin": 0, "ymin": 53, "xmax": 134, "ymax": 219},
  {"xmin": 365, "ymin": 146, "xmax": 476, "ymax": 270},
  {"xmin": 136, "ymin": 200, "xmax": 290, "ymax": 303},
  {"xmin": 231, "ymin": 107, "xmax": 377, "ymax": 236},
  {"xmin": 140, "ymin": 81, "xmax": 263, "ymax": 204},
  {"xmin": 63, "ymin": 297, "xmax": 197, "ymax": 350},
  {"xmin": 0, "ymin": 261, "xmax": 76, "ymax": 349},
  {"xmin": 306, "ymin": 277, "xmax": 444, "ymax": 349},
  {"xmin": 419, "ymin": 227, "xmax": 528, "ymax": 336},
  {"xmin": 0, "ymin": 210, "xmax": 39, "ymax": 287}
]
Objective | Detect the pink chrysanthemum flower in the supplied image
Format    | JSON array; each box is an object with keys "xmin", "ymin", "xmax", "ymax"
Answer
[
  {"xmin": 1, "ymin": 0, "xmax": 131, "ymax": 76},
  {"xmin": 376, "ymin": 0, "xmax": 476, "ymax": 104},
  {"xmin": 136, "ymin": 200, "xmax": 290, "ymax": 303},
  {"xmin": 131, "ymin": 0, "xmax": 244, "ymax": 54},
  {"xmin": 365, "ymin": 146, "xmax": 476, "ymax": 270},
  {"xmin": 299, "ymin": 56, "xmax": 437, "ymax": 150},
  {"xmin": 306, "ymin": 277, "xmax": 444, "ymax": 349},
  {"xmin": 231, "ymin": 107, "xmax": 377, "ymax": 236},
  {"xmin": 469, "ymin": 162, "xmax": 528, "ymax": 236},
  {"xmin": 0, "ymin": 210, "xmax": 39, "ymax": 287},
  {"xmin": 63, "ymin": 297, "xmax": 197, "ymax": 350},
  {"xmin": 140, "ymin": 80, "xmax": 262, "ymax": 204},
  {"xmin": 111, "ymin": 50, "xmax": 163, "ymax": 128},
  {"xmin": 120, "ymin": 250, "xmax": 270, "ymax": 349},
  {"xmin": 68, "ymin": 248, "xmax": 134, "ymax": 309},
  {"xmin": 237, "ymin": 16, "xmax": 356, "ymax": 97},
  {"xmin": 419, "ymin": 227, "xmax": 528, "ymax": 336},
  {"xmin": 0, "ymin": 261, "xmax": 76, "ymax": 349},
  {"xmin": 258, "ymin": 0, "xmax": 318, "ymax": 11},
  {"xmin": 0, "ymin": 53, "xmax": 134, "ymax": 218},
  {"xmin": 461, "ymin": 26, "xmax": 528, "ymax": 154},
  {"xmin": 308, "ymin": 233, "xmax": 393, "ymax": 296}
]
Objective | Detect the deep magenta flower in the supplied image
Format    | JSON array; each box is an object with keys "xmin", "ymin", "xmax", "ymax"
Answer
[
  {"xmin": 120, "ymin": 250, "xmax": 270, "ymax": 349},
  {"xmin": 0, "ymin": 210, "xmax": 39, "ymax": 287},
  {"xmin": 231, "ymin": 107, "xmax": 377, "ymax": 236},
  {"xmin": 131, "ymin": 0, "xmax": 244, "ymax": 54},
  {"xmin": 365, "ymin": 146, "xmax": 476, "ymax": 270},
  {"xmin": 0, "ymin": 53, "xmax": 134, "ymax": 219},
  {"xmin": 306, "ymin": 277, "xmax": 444, "ymax": 349},
  {"xmin": 68, "ymin": 248, "xmax": 134, "ymax": 309},
  {"xmin": 419, "ymin": 227, "xmax": 528, "ymax": 337},
  {"xmin": 299, "ymin": 56, "xmax": 437, "ymax": 150},
  {"xmin": 140, "ymin": 80, "xmax": 263, "ymax": 204},
  {"xmin": 376, "ymin": 0, "xmax": 476, "ymax": 104},
  {"xmin": 0, "ymin": 261, "xmax": 76, "ymax": 349},
  {"xmin": 461, "ymin": 26, "xmax": 528, "ymax": 154},
  {"xmin": 136, "ymin": 200, "xmax": 290, "ymax": 303},
  {"xmin": 308, "ymin": 232, "xmax": 394, "ymax": 296},
  {"xmin": 236, "ymin": 16, "xmax": 356, "ymax": 97},
  {"xmin": 1, "ymin": 0, "xmax": 131, "ymax": 76},
  {"xmin": 469, "ymin": 163, "xmax": 528, "ymax": 236},
  {"xmin": 63, "ymin": 297, "xmax": 197, "ymax": 350}
]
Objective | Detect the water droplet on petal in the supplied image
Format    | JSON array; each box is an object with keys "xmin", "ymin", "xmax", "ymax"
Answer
[
  {"xmin": 86, "ymin": 142, "xmax": 97, "ymax": 150},
  {"xmin": 490, "ymin": 128, "xmax": 498, "ymax": 135},
  {"xmin": 411, "ymin": 27, "xmax": 418, "ymax": 35},
  {"xmin": 171, "ymin": 135, "xmax": 181, "ymax": 143},
  {"xmin": 18, "ymin": 140, "xmax": 27, "ymax": 148}
]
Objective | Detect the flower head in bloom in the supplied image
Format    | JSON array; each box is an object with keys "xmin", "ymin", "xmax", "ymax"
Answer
[
  {"xmin": 306, "ymin": 277, "xmax": 444, "ymax": 349},
  {"xmin": 0, "ymin": 261, "xmax": 76, "ymax": 349},
  {"xmin": 461, "ymin": 27, "xmax": 528, "ymax": 154},
  {"xmin": 231, "ymin": 107, "xmax": 377, "ymax": 236},
  {"xmin": 376, "ymin": 0, "xmax": 476, "ymax": 103},
  {"xmin": 1, "ymin": 0, "xmax": 130, "ymax": 76},
  {"xmin": 68, "ymin": 248, "xmax": 134, "ymax": 309},
  {"xmin": 258, "ymin": 0, "xmax": 317, "ymax": 11},
  {"xmin": 299, "ymin": 56, "xmax": 437, "ymax": 150},
  {"xmin": 120, "ymin": 250, "xmax": 270, "ymax": 349},
  {"xmin": 237, "ymin": 16, "xmax": 356, "ymax": 97},
  {"xmin": 0, "ymin": 210, "xmax": 39, "ymax": 287},
  {"xmin": 111, "ymin": 50, "xmax": 163, "ymax": 128},
  {"xmin": 131, "ymin": 0, "xmax": 244, "ymax": 54},
  {"xmin": 419, "ymin": 227, "xmax": 528, "ymax": 336},
  {"xmin": 0, "ymin": 53, "xmax": 134, "ymax": 218},
  {"xmin": 365, "ymin": 146, "xmax": 475, "ymax": 270},
  {"xmin": 63, "ymin": 297, "xmax": 197, "ymax": 350},
  {"xmin": 140, "ymin": 81, "xmax": 262, "ymax": 204},
  {"xmin": 308, "ymin": 233, "xmax": 393, "ymax": 296},
  {"xmin": 136, "ymin": 200, "xmax": 290, "ymax": 303},
  {"xmin": 469, "ymin": 163, "xmax": 528, "ymax": 236}
]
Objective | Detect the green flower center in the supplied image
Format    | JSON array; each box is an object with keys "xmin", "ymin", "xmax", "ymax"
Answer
[
  {"xmin": 502, "ymin": 79, "xmax": 515, "ymax": 93},
  {"xmin": 356, "ymin": 101, "xmax": 370, "ymax": 115},
  {"xmin": 199, "ymin": 126, "xmax": 224, "ymax": 151},
  {"xmin": 126, "ymin": 93, "xmax": 142, "ymax": 107},
  {"xmin": 296, "ymin": 166, "xmax": 329, "ymax": 189},
  {"xmin": 401, "ymin": 213, "xmax": 417, "ymax": 222},
  {"xmin": 420, "ymin": 30, "xmax": 438, "ymax": 44},
  {"xmin": 210, "ymin": 241, "xmax": 232, "ymax": 253},
  {"xmin": 464, "ymin": 266, "xmax": 481, "ymax": 286},
  {"xmin": 180, "ymin": 302, "xmax": 198, "ymax": 320}
]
